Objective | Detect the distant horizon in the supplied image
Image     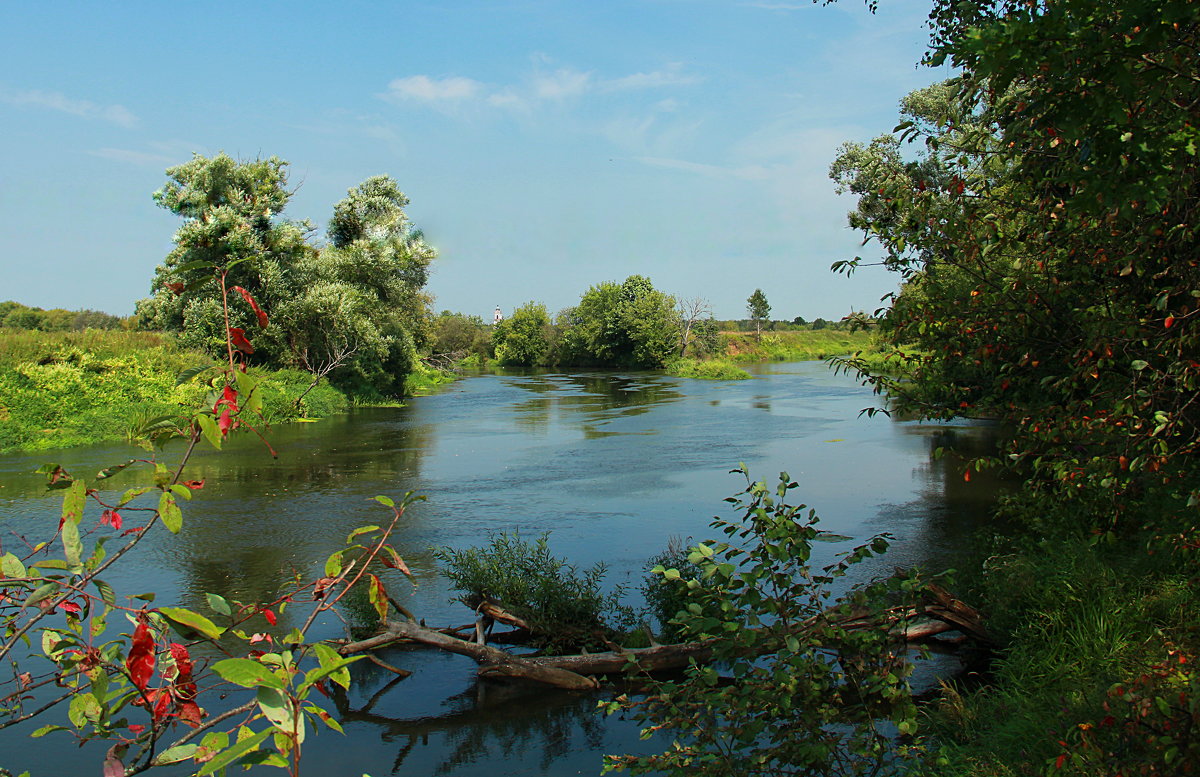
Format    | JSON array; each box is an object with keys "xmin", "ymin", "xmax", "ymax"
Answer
[{"xmin": 1, "ymin": 1, "xmax": 950, "ymax": 322}]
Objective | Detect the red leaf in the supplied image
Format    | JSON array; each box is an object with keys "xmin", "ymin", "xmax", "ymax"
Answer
[
  {"xmin": 58, "ymin": 600, "xmax": 81, "ymax": 615},
  {"xmin": 176, "ymin": 699, "xmax": 203, "ymax": 728},
  {"xmin": 217, "ymin": 407, "xmax": 233, "ymax": 436},
  {"xmin": 181, "ymin": 479, "xmax": 206, "ymax": 490},
  {"xmin": 229, "ymin": 327, "xmax": 255, "ymax": 355},
  {"xmin": 164, "ymin": 282, "xmax": 185, "ymax": 296},
  {"xmin": 169, "ymin": 643, "xmax": 194, "ymax": 679},
  {"xmin": 127, "ymin": 724, "xmax": 145, "ymax": 735},
  {"xmin": 1165, "ymin": 315, "xmax": 1176, "ymax": 329},
  {"xmin": 213, "ymin": 385, "xmax": 239, "ymax": 414},
  {"xmin": 101, "ymin": 509, "xmax": 123, "ymax": 531},
  {"xmin": 262, "ymin": 608, "xmax": 277, "ymax": 626},
  {"xmin": 1055, "ymin": 753, "xmax": 1066, "ymax": 769},
  {"xmin": 126, "ymin": 618, "xmax": 156, "ymax": 691},
  {"xmin": 232, "ymin": 286, "xmax": 269, "ymax": 329},
  {"xmin": 379, "ymin": 545, "xmax": 413, "ymax": 577}
]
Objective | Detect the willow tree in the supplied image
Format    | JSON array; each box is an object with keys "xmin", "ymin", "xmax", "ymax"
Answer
[{"xmin": 138, "ymin": 158, "xmax": 436, "ymax": 397}]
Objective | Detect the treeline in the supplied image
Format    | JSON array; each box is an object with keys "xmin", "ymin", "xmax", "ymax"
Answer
[
  {"xmin": 0, "ymin": 300, "xmax": 128, "ymax": 331},
  {"xmin": 436, "ymin": 275, "xmax": 723, "ymax": 369}
]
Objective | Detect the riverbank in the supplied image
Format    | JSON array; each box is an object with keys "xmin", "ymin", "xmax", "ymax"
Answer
[{"xmin": 0, "ymin": 329, "xmax": 407, "ymax": 453}]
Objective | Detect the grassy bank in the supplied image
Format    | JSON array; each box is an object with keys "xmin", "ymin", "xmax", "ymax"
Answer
[
  {"xmin": 0, "ymin": 329, "xmax": 352, "ymax": 452},
  {"xmin": 722, "ymin": 329, "xmax": 878, "ymax": 362},
  {"xmin": 665, "ymin": 357, "xmax": 751, "ymax": 380},
  {"xmin": 920, "ymin": 536, "xmax": 1200, "ymax": 775}
]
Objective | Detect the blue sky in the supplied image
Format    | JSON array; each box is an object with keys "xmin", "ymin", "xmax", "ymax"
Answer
[{"xmin": 0, "ymin": 1, "xmax": 947, "ymax": 321}]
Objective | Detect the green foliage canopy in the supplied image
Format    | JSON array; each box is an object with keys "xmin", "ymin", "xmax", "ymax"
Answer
[{"xmin": 832, "ymin": 0, "xmax": 1200, "ymax": 534}]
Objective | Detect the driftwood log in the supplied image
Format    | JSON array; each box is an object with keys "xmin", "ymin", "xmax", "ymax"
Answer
[{"xmin": 336, "ymin": 584, "xmax": 989, "ymax": 691}]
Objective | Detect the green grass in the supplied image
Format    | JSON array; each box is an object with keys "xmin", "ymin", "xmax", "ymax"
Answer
[
  {"xmin": 0, "ymin": 328, "xmax": 352, "ymax": 452},
  {"xmin": 722, "ymin": 329, "xmax": 878, "ymax": 362},
  {"xmin": 665, "ymin": 357, "xmax": 751, "ymax": 380},
  {"xmin": 403, "ymin": 362, "xmax": 458, "ymax": 396},
  {"xmin": 920, "ymin": 538, "xmax": 1200, "ymax": 776}
]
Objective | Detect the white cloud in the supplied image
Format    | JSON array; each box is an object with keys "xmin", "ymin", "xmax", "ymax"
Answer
[
  {"xmin": 532, "ymin": 68, "xmax": 592, "ymax": 100},
  {"xmin": 604, "ymin": 64, "xmax": 701, "ymax": 91},
  {"xmin": 384, "ymin": 75, "xmax": 482, "ymax": 102},
  {"xmin": 381, "ymin": 62, "xmax": 701, "ymax": 112},
  {"xmin": 0, "ymin": 85, "xmax": 137, "ymax": 127}
]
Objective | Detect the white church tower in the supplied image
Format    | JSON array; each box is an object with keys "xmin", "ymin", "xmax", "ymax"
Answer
[{"xmin": 493, "ymin": 306, "xmax": 504, "ymax": 325}]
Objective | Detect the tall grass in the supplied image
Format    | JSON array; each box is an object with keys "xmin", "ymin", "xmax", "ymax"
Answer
[
  {"xmin": 722, "ymin": 329, "xmax": 879, "ymax": 363},
  {"xmin": 665, "ymin": 357, "xmax": 751, "ymax": 380},
  {"xmin": 0, "ymin": 329, "xmax": 351, "ymax": 452},
  {"xmin": 922, "ymin": 539, "xmax": 1200, "ymax": 775}
]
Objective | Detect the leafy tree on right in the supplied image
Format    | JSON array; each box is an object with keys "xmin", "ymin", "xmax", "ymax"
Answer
[{"xmin": 831, "ymin": 0, "xmax": 1199, "ymax": 538}]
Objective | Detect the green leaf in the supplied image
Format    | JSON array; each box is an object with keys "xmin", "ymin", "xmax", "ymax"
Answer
[
  {"xmin": 345, "ymin": 525, "xmax": 381, "ymax": 544},
  {"xmin": 206, "ymin": 592, "xmax": 232, "ymax": 616},
  {"xmin": 1131, "ymin": 359, "xmax": 1150, "ymax": 371},
  {"xmin": 196, "ymin": 727, "xmax": 272, "ymax": 776},
  {"xmin": 96, "ymin": 459, "xmax": 137, "ymax": 480},
  {"xmin": 211, "ymin": 658, "xmax": 286, "ymax": 690},
  {"xmin": 158, "ymin": 607, "xmax": 225, "ymax": 640},
  {"xmin": 2, "ymin": 552, "xmax": 28, "ymax": 578},
  {"xmin": 324, "ymin": 551, "xmax": 344, "ymax": 578},
  {"xmin": 25, "ymin": 581, "xmax": 61, "ymax": 609},
  {"xmin": 256, "ymin": 686, "xmax": 302, "ymax": 742},
  {"xmin": 61, "ymin": 520, "xmax": 83, "ymax": 570},
  {"xmin": 61, "ymin": 479, "xmax": 86, "ymax": 527},
  {"xmin": 196, "ymin": 412, "xmax": 222, "ymax": 451},
  {"xmin": 299, "ymin": 646, "xmax": 361, "ymax": 693},
  {"xmin": 158, "ymin": 491, "xmax": 183, "ymax": 534},
  {"xmin": 372, "ymin": 495, "xmax": 395, "ymax": 508},
  {"xmin": 176, "ymin": 364, "xmax": 216, "ymax": 386},
  {"xmin": 30, "ymin": 725, "xmax": 68, "ymax": 738},
  {"xmin": 117, "ymin": 486, "xmax": 153, "ymax": 507},
  {"xmin": 235, "ymin": 370, "xmax": 263, "ymax": 415},
  {"xmin": 154, "ymin": 744, "xmax": 199, "ymax": 765}
]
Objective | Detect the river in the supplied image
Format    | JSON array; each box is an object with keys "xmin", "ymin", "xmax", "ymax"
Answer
[{"xmin": 0, "ymin": 362, "xmax": 998, "ymax": 776}]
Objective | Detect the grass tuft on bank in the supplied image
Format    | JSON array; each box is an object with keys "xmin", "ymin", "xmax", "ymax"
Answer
[{"xmin": 665, "ymin": 358, "xmax": 751, "ymax": 380}]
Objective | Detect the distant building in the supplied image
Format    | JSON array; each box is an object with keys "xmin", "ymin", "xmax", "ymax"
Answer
[{"xmin": 493, "ymin": 306, "xmax": 504, "ymax": 325}]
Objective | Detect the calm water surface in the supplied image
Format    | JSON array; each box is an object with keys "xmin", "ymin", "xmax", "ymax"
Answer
[{"xmin": 0, "ymin": 362, "xmax": 997, "ymax": 776}]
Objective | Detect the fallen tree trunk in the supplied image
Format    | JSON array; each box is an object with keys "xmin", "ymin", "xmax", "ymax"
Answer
[{"xmin": 337, "ymin": 590, "xmax": 988, "ymax": 690}]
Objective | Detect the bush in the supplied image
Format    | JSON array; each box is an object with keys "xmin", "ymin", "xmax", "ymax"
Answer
[{"xmin": 436, "ymin": 532, "xmax": 636, "ymax": 651}]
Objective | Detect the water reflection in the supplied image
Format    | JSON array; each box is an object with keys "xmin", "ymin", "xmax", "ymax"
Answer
[{"xmin": 506, "ymin": 372, "xmax": 686, "ymax": 439}]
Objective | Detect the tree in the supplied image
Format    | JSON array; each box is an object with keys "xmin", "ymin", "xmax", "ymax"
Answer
[
  {"xmin": 136, "ymin": 153, "xmax": 313, "ymax": 362},
  {"xmin": 492, "ymin": 302, "xmax": 551, "ymax": 366},
  {"xmin": 277, "ymin": 176, "xmax": 435, "ymax": 397},
  {"xmin": 831, "ymin": 1, "xmax": 1200, "ymax": 536},
  {"xmin": 137, "ymin": 157, "xmax": 436, "ymax": 398},
  {"xmin": 558, "ymin": 276, "xmax": 680, "ymax": 368},
  {"xmin": 677, "ymin": 297, "xmax": 720, "ymax": 358},
  {"xmin": 747, "ymin": 289, "xmax": 771, "ymax": 339},
  {"xmin": 1, "ymin": 274, "xmax": 415, "ymax": 776}
]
